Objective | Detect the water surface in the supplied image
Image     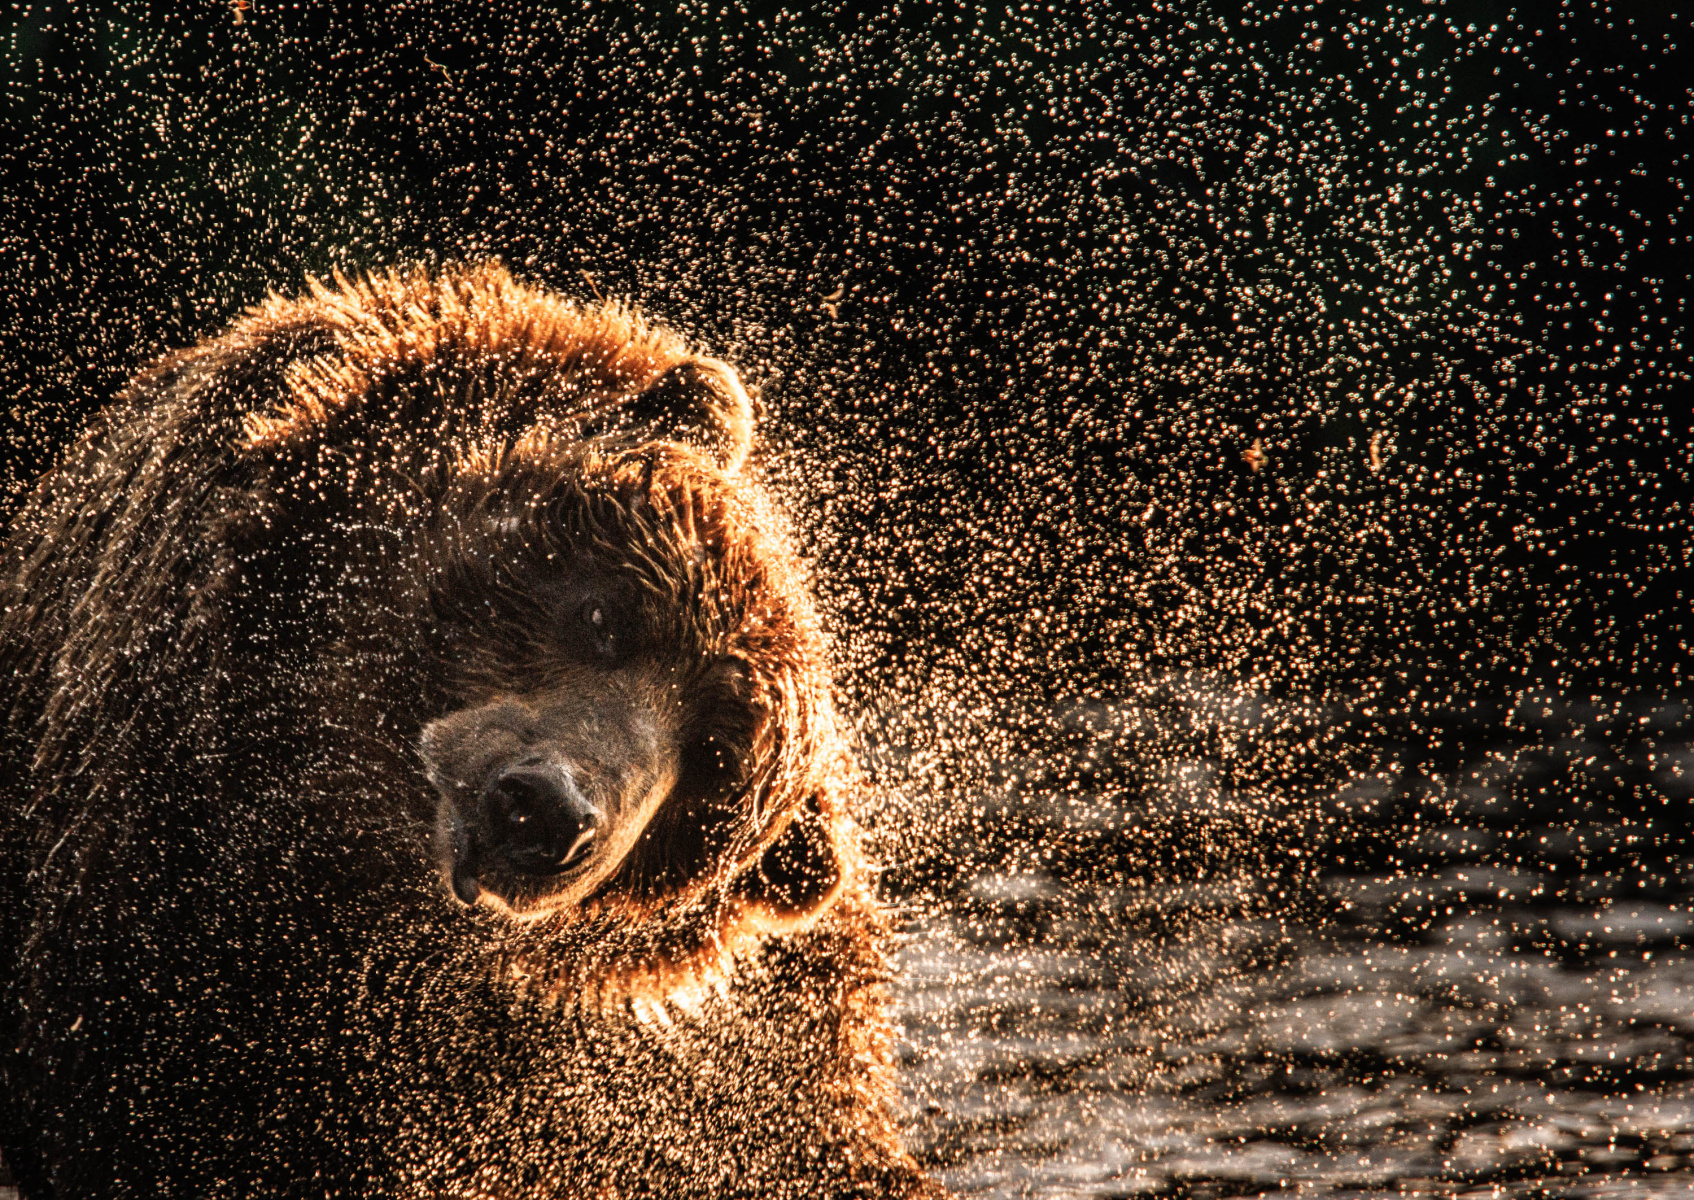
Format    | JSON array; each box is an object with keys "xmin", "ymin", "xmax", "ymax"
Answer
[{"xmin": 896, "ymin": 694, "xmax": 1694, "ymax": 1197}]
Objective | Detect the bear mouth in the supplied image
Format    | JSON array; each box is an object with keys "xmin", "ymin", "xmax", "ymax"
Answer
[
  {"xmin": 419, "ymin": 695, "xmax": 687, "ymax": 917},
  {"xmin": 446, "ymin": 832, "xmax": 606, "ymax": 911}
]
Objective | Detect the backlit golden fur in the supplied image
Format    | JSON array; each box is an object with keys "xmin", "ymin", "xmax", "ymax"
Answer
[
  {"xmin": 238, "ymin": 262, "xmax": 752, "ymax": 473},
  {"xmin": 0, "ymin": 261, "xmax": 941, "ymax": 1198}
]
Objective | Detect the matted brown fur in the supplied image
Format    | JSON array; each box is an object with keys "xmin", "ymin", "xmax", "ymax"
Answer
[{"xmin": 0, "ymin": 263, "xmax": 943, "ymax": 1199}]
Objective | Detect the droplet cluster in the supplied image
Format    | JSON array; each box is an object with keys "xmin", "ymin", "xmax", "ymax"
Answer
[{"xmin": 2, "ymin": 0, "xmax": 1688, "ymax": 1194}]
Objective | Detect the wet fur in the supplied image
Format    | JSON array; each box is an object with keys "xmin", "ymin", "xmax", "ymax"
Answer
[{"xmin": 0, "ymin": 264, "xmax": 940, "ymax": 1198}]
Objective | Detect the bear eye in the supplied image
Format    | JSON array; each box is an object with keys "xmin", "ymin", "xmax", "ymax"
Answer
[{"xmin": 579, "ymin": 599, "xmax": 619, "ymax": 661}]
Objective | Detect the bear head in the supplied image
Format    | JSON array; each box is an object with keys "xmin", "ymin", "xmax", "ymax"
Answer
[
  {"xmin": 409, "ymin": 441, "xmax": 847, "ymax": 929},
  {"xmin": 208, "ymin": 263, "xmax": 854, "ymax": 945}
]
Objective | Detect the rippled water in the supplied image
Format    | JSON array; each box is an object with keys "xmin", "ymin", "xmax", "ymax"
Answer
[{"xmin": 894, "ymin": 694, "xmax": 1694, "ymax": 1197}]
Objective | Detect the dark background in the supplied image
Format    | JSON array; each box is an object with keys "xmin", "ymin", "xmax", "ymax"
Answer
[
  {"xmin": 7, "ymin": 0, "xmax": 1689, "ymax": 863},
  {"xmin": 4, "ymin": 0, "xmax": 1687, "ymax": 711}
]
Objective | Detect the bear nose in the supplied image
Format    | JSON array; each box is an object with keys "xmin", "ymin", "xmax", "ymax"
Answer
[{"xmin": 482, "ymin": 763, "xmax": 602, "ymax": 876}]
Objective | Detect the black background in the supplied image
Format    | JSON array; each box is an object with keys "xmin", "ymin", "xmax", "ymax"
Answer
[{"xmin": 2, "ymin": 0, "xmax": 1689, "ymax": 774}]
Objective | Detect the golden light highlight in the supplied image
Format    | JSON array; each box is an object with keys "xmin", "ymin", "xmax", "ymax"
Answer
[{"xmin": 236, "ymin": 261, "xmax": 695, "ymax": 454}]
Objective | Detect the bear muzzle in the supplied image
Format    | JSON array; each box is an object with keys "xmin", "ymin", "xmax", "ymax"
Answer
[
  {"xmin": 447, "ymin": 759, "xmax": 605, "ymax": 907},
  {"xmin": 485, "ymin": 761, "xmax": 603, "ymax": 873}
]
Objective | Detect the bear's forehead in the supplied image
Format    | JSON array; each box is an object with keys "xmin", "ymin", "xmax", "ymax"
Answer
[
  {"xmin": 412, "ymin": 499, "xmax": 763, "ymax": 651},
  {"xmin": 377, "ymin": 436, "xmax": 818, "ymax": 675},
  {"xmin": 453, "ymin": 455, "xmax": 751, "ymax": 575}
]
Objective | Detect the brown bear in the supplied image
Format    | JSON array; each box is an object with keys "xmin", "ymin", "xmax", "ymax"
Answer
[{"xmin": 0, "ymin": 263, "xmax": 943, "ymax": 1199}]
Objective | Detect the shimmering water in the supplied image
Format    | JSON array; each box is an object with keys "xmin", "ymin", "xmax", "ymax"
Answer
[{"xmin": 892, "ymin": 693, "xmax": 1694, "ymax": 1197}]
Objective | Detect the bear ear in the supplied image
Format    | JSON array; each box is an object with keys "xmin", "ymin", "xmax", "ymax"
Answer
[
  {"xmin": 619, "ymin": 356, "xmax": 755, "ymax": 475},
  {"xmin": 731, "ymin": 801, "xmax": 850, "ymax": 932}
]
